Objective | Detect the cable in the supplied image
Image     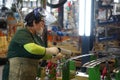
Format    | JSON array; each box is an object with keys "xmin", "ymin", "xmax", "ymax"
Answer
[{"xmin": 47, "ymin": 0, "xmax": 67, "ymax": 8}]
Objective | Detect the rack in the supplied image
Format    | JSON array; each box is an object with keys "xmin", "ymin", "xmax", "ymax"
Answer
[{"xmin": 86, "ymin": 0, "xmax": 120, "ymax": 80}]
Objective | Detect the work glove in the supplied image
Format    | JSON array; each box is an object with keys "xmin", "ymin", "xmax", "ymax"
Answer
[
  {"xmin": 46, "ymin": 47, "xmax": 59, "ymax": 55},
  {"xmin": 46, "ymin": 47, "xmax": 72, "ymax": 59}
]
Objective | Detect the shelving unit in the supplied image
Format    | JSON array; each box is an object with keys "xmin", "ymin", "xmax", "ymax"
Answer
[
  {"xmin": 91, "ymin": 0, "xmax": 120, "ymax": 80},
  {"xmin": 95, "ymin": 0, "xmax": 120, "ymax": 51}
]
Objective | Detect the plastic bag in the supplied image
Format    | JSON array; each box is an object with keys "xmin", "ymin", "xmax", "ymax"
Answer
[{"xmin": 44, "ymin": 10, "xmax": 57, "ymax": 25}]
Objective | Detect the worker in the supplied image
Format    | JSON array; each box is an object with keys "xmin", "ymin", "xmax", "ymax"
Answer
[
  {"xmin": 0, "ymin": 14, "xmax": 17, "ymax": 57},
  {"xmin": 2, "ymin": 7, "xmax": 60, "ymax": 80}
]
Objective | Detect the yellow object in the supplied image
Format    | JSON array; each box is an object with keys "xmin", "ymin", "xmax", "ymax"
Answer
[
  {"xmin": 24, "ymin": 43, "xmax": 45, "ymax": 55},
  {"xmin": 0, "ymin": 36, "xmax": 8, "ymax": 56},
  {"xmin": 57, "ymin": 77, "xmax": 62, "ymax": 80}
]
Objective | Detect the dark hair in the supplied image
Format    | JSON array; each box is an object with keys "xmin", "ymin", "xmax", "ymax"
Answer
[
  {"xmin": 0, "ymin": 18, "xmax": 7, "ymax": 30},
  {"xmin": 25, "ymin": 8, "xmax": 44, "ymax": 27}
]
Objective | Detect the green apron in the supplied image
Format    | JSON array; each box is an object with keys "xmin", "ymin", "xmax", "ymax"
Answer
[
  {"xmin": 2, "ymin": 28, "xmax": 45, "ymax": 80},
  {"xmin": 9, "ymin": 57, "xmax": 39, "ymax": 80}
]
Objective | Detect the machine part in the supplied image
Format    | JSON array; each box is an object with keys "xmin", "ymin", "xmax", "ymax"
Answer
[
  {"xmin": 82, "ymin": 55, "xmax": 116, "ymax": 68},
  {"xmin": 113, "ymin": 67, "xmax": 120, "ymax": 73},
  {"xmin": 114, "ymin": 67, "xmax": 120, "ymax": 80},
  {"xmin": 47, "ymin": 61, "xmax": 56, "ymax": 80},
  {"xmin": 35, "ymin": 77, "xmax": 40, "ymax": 80},
  {"xmin": 62, "ymin": 60, "xmax": 70, "ymax": 80},
  {"xmin": 68, "ymin": 53, "xmax": 94, "ymax": 61},
  {"xmin": 60, "ymin": 53, "xmax": 94, "ymax": 66},
  {"xmin": 88, "ymin": 66, "xmax": 101, "ymax": 80},
  {"xmin": 58, "ymin": 48, "xmax": 73, "ymax": 56},
  {"xmin": 83, "ymin": 57, "xmax": 108, "ymax": 68}
]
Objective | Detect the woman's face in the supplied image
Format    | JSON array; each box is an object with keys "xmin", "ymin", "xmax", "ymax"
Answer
[{"xmin": 34, "ymin": 20, "xmax": 45, "ymax": 35}]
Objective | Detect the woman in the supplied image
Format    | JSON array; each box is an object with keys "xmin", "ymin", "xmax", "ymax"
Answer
[{"xmin": 2, "ymin": 7, "xmax": 60, "ymax": 80}]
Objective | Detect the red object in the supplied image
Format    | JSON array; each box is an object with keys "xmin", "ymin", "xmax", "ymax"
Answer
[
  {"xmin": 68, "ymin": 1, "xmax": 71, "ymax": 7},
  {"xmin": 102, "ymin": 67, "xmax": 107, "ymax": 79},
  {"xmin": 47, "ymin": 61, "xmax": 57, "ymax": 80},
  {"xmin": 47, "ymin": 61, "xmax": 56, "ymax": 69}
]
